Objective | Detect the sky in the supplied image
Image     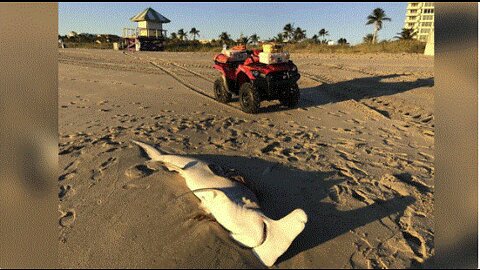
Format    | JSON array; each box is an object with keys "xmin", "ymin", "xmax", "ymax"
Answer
[{"xmin": 59, "ymin": 2, "xmax": 408, "ymax": 45}]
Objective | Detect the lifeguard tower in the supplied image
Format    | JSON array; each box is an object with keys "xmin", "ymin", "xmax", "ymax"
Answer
[{"xmin": 123, "ymin": 7, "xmax": 170, "ymax": 51}]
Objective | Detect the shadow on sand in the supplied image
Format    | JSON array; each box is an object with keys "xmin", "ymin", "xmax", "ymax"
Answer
[
  {"xmin": 254, "ymin": 73, "xmax": 433, "ymax": 114},
  {"xmin": 187, "ymin": 153, "xmax": 415, "ymax": 265}
]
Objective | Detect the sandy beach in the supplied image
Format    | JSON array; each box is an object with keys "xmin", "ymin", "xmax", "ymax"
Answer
[{"xmin": 58, "ymin": 49, "xmax": 434, "ymax": 268}]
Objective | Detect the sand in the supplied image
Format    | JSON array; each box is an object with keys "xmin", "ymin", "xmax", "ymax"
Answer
[{"xmin": 58, "ymin": 49, "xmax": 434, "ymax": 268}]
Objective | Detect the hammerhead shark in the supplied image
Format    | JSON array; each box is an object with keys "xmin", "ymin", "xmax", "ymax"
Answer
[{"xmin": 131, "ymin": 140, "xmax": 307, "ymax": 267}]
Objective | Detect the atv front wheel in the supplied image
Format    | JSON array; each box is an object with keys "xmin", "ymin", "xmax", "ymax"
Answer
[
  {"xmin": 214, "ymin": 77, "xmax": 232, "ymax": 103},
  {"xmin": 279, "ymin": 84, "xmax": 300, "ymax": 108},
  {"xmin": 239, "ymin": 82, "xmax": 261, "ymax": 114}
]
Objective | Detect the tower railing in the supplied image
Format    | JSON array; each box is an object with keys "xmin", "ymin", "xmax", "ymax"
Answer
[{"xmin": 122, "ymin": 28, "xmax": 167, "ymax": 39}]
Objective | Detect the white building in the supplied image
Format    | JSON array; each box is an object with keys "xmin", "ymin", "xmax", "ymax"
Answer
[{"xmin": 404, "ymin": 2, "xmax": 434, "ymax": 42}]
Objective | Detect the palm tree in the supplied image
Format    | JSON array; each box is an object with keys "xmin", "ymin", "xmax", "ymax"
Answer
[
  {"xmin": 273, "ymin": 33, "xmax": 284, "ymax": 43},
  {"xmin": 395, "ymin": 28, "xmax": 416, "ymax": 40},
  {"xmin": 311, "ymin": 34, "xmax": 319, "ymax": 43},
  {"xmin": 189, "ymin": 27, "xmax": 200, "ymax": 41},
  {"xmin": 170, "ymin": 32, "xmax": 178, "ymax": 40},
  {"xmin": 219, "ymin": 32, "xmax": 231, "ymax": 44},
  {"xmin": 293, "ymin": 27, "xmax": 306, "ymax": 42},
  {"xmin": 338, "ymin": 38, "xmax": 348, "ymax": 45},
  {"xmin": 363, "ymin": 34, "xmax": 374, "ymax": 43},
  {"xmin": 238, "ymin": 36, "xmax": 249, "ymax": 45},
  {"xmin": 366, "ymin": 8, "xmax": 391, "ymax": 44},
  {"xmin": 318, "ymin": 28, "xmax": 329, "ymax": 43},
  {"xmin": 283, "ymin": 23, "xmax": 294, "ymax": 42},
  {"xmin": 177, "ymin": 29, "xmax": 187, "ymax": 41},
  {"xmin": 249, "ymin": 34, "xmax": 260, "ymax": 45}
]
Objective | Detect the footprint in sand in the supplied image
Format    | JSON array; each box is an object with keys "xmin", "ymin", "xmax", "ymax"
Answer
[
  {"xmin": 59, "ymin": 210, "xmax": 76, "ymax": 227},
  {"xmin": 260, "ymin": 141, "xmax": 281, "ymax": 154},
  {"xmin": 125, "ymin": 164, "xmax": 155, "ymax": 179},
  {"xmin": 122, "ymin": 183, "xmax": 151, "ymax": 190},
  {"xmin": 350, "ymin": 251, "xmax": 371, "ymax": 269},
  {"xmin": 59, "ymin": 170, "xmax": 76, "ymax": 181},
  {"xmin": 351, "ymin": 189, "xmax": 375, "ymax": 205},
  {"xmin": 59, "ymin": 185, "xmax": 72, "ymax": 200},
  {"xmin": 401, "ymin": 229, "xmax": 427, "ymax": 258},
  {"xmin": 393, "ymin": 173, "xmax": 432, "ymax": 195},
  {"xmin": 377, "ymin": 174, "xmax": 411, "ymax": 197},
  {"xmin": 100, "ymin": 157, "xmax": 117, "ymax": 170},
  {"xmin": 104, "ymin": 147, "xmax": 119, "ymax": 153},
  {"xmin": 328, "ymin": 185, "xmax": 347, "ymax": 204},
  {"xmin": 91, "ymin": 169, "xmax": 102, "ymax": 183},
  {"xmin": 59, "ymin": 145, "xmax": 85, "ymax": 155},
  {"xmin": 328, "ymin": 111, "xmax": 343, "ymax": 117},
  {"xmin": 418, "ymin": 152, "xmax": 433, "ymax": 161},
  {"xmin": 63, "ymin": 160, "xmax": 79, "ymax": 171},
  {"xmin": 422, "ymin": 130, "xmax": 434, "ymax": 137},
  {"xmin": 287, "ymin": 156, "xmax": 299, "ymax": 162}
]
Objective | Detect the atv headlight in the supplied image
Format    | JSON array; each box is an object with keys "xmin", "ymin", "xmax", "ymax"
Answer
[
  {"xmin": 291, "ymin": 66, "xmax": 297, "ymax": 72},
  {"xmin": 252, "ymin": 70, "xmax": 260, "ymax": 77}
]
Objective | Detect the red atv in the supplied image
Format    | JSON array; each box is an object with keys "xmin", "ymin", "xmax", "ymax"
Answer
[{"xmin": 213, "ymin": 49, "xmax": 300, "ymax": 113}]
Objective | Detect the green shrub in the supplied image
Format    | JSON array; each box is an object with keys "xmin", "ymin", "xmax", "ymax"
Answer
[
  {"xmin": 282, "ymin": 40, "xmax": 425, "ymax": 54},
  {"xmin": 62, "ymin": 42, "xmax": 114, "ymax": 50},
  {"xmin": 163, "ymin": 39, "xmax": 426, "ymax": 54},
  {"xmin": 61, "ymin": 37, "xmax": 426, "ymax": 54}
]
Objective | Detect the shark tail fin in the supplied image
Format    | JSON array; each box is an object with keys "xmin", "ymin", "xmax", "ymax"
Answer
[
  {"xmin": 253, "ymin": 209, "xmax": 307, "ymax": 267},
  {"xmin": 131, "ymin": 140, "xmax": 164, "ymax": 161}
]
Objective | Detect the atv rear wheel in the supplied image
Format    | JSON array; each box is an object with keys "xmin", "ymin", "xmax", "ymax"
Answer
[
  {"xmin": 239, "ymin": 82, "xmax": 261, "ymax": 114},
  {"xmin": 214, "ymin": 76, "xmax": 232, "ymax": 103},
  {"xmin": 279, "ymin": 83, "xmax": 300, "ymax": 108}
]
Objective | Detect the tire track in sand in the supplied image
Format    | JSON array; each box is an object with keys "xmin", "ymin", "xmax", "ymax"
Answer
[{"xmin": 124, "ymin": 52, "xmax": 251, "ymax": 114}]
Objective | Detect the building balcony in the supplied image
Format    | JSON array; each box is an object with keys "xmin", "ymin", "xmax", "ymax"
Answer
[
  {"xmin": 122, "ymin": 28, "xmax": 167, "ymax": 39},
  {"xmin": 404, "ymin": 23, "xmax": 417, "ymax": 29},
  {"xmin": 405, "ymin": 17, "xmax": 419, "ymax": 22}
]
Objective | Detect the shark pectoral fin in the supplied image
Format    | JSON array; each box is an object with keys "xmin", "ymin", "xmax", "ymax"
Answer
[{"xmin": 252, "ymin": 209, "xmax": 308, "ymax": 267}]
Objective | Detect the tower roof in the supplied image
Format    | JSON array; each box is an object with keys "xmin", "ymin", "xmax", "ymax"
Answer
[{"xmin": 130, "ymin": 7, "xmax": 171, "ymax": 23}]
